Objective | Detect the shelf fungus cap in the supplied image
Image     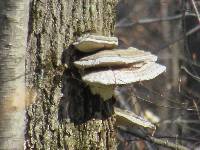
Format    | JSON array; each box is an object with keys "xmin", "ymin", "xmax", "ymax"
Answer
[
  {"xmin": 74, "ymin": 47, "xmax": 157, "ymax": 69},
  {"xmin": 82, "ymin": 62, "xmax": 166, "ymax": 100},
  {"xmin": 114, "ymin": 107, "xmax": 156, "ymax": 129},
  {"xmin": 73, "ymin": 34, "xmax": 118, "ymax": 53},
  {"xmin": 83, "ymin": 62, "xmax": 166, "ymax": 85}
]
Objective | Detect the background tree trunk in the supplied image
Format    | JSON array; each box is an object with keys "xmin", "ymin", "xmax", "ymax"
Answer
[
  {"xmin": 25, "ymin": 0, "xmax": 118, "ymax": 149},
  {"xmin": 0, "ymin": 0, "xmax": 29, "ymax": 149}
]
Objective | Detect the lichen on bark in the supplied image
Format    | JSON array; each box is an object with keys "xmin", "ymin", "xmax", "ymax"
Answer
[{"xmin": 25, "ymin": 0, "xmax": 118, "ymax": 149}]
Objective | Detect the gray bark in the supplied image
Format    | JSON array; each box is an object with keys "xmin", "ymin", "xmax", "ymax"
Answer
[
  {"xmin": 25, "ymin": 0, "xmax": 118, "ymax": 149},
  {"xmin": 0, "ymin": 0, "xmax": 29, "ymax": 149}
]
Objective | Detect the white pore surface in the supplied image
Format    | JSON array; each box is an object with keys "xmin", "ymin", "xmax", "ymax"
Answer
[
  {"xmin": 89, "ymin": 84, "xmax": 114, "ymax": 100},
  {"xmin": 74, "ymin": 47, "xmax": 157, "ymax": 68},
  {"xmin": 83, "ymin": 62, "xmax": 166, "ymax": 85},
  {"xmin": 73, "ymin": 34, "xmax": 118, "ymax": 52}
]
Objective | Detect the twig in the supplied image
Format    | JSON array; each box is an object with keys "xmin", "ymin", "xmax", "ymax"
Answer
[
  {"xmin": 181, "ymin": 66, "xmax": 200, "ymax": 82},
  {"xmin": 182, "ymin": 125, "xmax": 200, "ymax": 134},
  {"xmin": 115, "ymin": 14, "xmax": 182, "ymax": 28},
  {"xmin": 157, "ymin": 24, "xmax": 200, "ymax": 52},
  {"xmin": 155, "ymin": 135, "xmax": 199, "ymax": 142},
  {"xmin": 161, "ymin": 119, "xmax": 200, "ymax": 124},
  {"xmin": 183, "ymin": 87, "xmax": 200, "ymax": 100},
  {"xmin": 118, "ymin": 126, "xmax": 189, "ymax": 150},
  {"xmin": 186, "ymin": 24, "xmax": 200, "ymax": 36},
  {"xmin": 192, "ymin": 99, "xmax": 200, "ymax": 119},
  {"xmin": 190, "ymin": 0, "xmax": 200, "ymax": 23},
  {"xmin": 180, "ymin": 55, "xmax": 200, "ymax": 68},
  {"xmin": 136, "ymin": 95, "xmax": 196, "ymax": 111},
  {"xmin": 116, "ymin": 12, "xmax": 197, "ymax": 28},
  {"xmin": 149, "ymin": 137, "xmax": 189, "ymax": 150}
]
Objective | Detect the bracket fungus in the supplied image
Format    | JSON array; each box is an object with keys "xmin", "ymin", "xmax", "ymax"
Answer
[
  {"xmin": 74, "ymin": 47, "xmax": 157, "ymax": 69},
  {"xmin": 73, "ymin": 34, "xmax": 118, "ymax": 53},
  {"xmin": 82, "ymin": 62, "xmax": 165, "ymax": 85},
  {"xmin": 114, "ymin": 107, "xmax": 156, "ymax": 129},
  {"xmin": 81, "ymin": 62, "xmax": 165, "ymax": 100},
  {"xmin": 72, "ymin": 34, "xmax": 166, "ymax": 100}
]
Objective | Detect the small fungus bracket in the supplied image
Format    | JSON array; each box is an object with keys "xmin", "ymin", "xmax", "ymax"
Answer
[
  {"xmin": 73, "ymin": 34, "xmax": 118, "ymax": 53},
  {"xmin": 114, "ymin": 107, "xmax": 156, "ymax": 129}
]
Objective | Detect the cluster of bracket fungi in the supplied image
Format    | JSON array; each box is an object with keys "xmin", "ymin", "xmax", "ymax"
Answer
[{"xmin": 72, "ymin": 34, "xmax": 166, "ymax": 130}]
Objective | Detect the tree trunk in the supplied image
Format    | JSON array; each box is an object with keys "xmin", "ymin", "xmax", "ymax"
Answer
[
  {"xmin": 25, "ymin": 0, "xmax": 118, "ymax": 149},
  {"xmin": 0, "ymin": 0, "xmax": 29, "ymax": 149}
]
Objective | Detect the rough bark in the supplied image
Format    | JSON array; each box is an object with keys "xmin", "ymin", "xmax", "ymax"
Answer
[
  {"xmin": 25, "ymin": 0, "xmax": 118, "ymax": 149},
  {"xmin": 0, "ymin": 0, "xmax": 29, "ymax": 149}
]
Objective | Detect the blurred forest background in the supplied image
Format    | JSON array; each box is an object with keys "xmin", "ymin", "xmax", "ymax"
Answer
[{"xmin": 115, "ymin": 0, "xmax": 200, "ymax": 149}]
